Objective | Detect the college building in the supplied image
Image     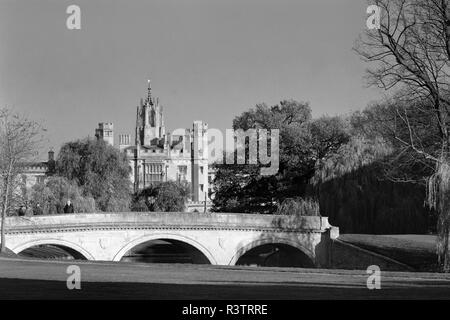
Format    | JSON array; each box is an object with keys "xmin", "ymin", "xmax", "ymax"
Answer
[{"xmin": 95, "ymin": 80, "xmax": 213, "ymax": 208}]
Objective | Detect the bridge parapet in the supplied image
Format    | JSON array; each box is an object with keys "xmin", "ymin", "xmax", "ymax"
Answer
[{"xmin": 2, "ymin": 212, "xmax": 337, "ymax": 235}]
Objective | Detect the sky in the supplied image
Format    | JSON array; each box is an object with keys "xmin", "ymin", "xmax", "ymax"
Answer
[{"xmin": 0, "ymin": 0, "xmax": 382, "ymax": 159}]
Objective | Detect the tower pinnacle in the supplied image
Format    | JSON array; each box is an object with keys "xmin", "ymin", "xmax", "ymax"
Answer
[{"xmin": 147, "ymin": 79, "xmax": 152, "ymax": 104}]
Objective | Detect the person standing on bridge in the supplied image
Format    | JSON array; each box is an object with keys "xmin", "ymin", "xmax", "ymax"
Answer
[
  {"xmin": 33, "ymin": 203, "xmax": 43, "ymax": 216},
  {"xmin": 17, "ymin": 205, "xmax": 26, "ymax": 216},
  {"xmin": 24, "ymin": 202, "xmax": 33, "ymax": 216},
  {"xmin": 63, "ymin": 199, "xmax": 74, "ymax": 214}
]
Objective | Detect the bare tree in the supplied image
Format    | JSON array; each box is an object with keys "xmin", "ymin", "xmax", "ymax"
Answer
[
  {"xmin": 355, "ymin": 0, "xmax": 450, "ymax": 271},
  {"xmin": 0, "ymin": 108, "xmax": 43, "ymax": 253}
]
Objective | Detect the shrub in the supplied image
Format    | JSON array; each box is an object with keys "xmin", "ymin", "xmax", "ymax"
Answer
[
  {"xmin": 134, "ymin": 181, "xmax": 191, "ymax": 212},
  {"xmin": 275, "ymin": 197, "xmax": 320, "ymax": 216}
]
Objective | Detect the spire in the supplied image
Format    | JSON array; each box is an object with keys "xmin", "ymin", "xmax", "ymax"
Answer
[{"xmin": 147, "ymin": 79, "xmax": 153, "ymax": 105}]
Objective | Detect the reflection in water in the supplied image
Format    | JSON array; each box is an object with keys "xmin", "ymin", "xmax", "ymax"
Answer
[
  {"xmin": 17, "ymin": 241, "xmax": 314, "ymax": 268},
  {"xmin": 121, "ymin": 239, "xmax": 209, "ymax": 264},
  {"xmin": 236, "ymin": 243, "xmax": 314, "ymax": 268},
  {"xmin": 19, "ymin": 245, "xmax": 81, "ymax": 260}
]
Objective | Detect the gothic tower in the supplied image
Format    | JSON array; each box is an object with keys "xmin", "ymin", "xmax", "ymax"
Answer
[{"xmin": 135, "ymin": 80, "xmax": 165, "ymax": 146}]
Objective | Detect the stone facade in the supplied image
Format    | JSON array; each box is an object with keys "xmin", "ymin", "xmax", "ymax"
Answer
[
  {"xmin": 95, "ymin": 122, "xmax": 114, "ymax": 146},
  {"xmin": 98, "ymin": 80, "xmax": 211, "ymax": 202},
  {"xmin": 19, "ymin": 150, "xmax": 56, "ymax": 190}
]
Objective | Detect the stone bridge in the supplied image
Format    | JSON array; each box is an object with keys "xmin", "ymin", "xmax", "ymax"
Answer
[{"xmin": 1, "ymin": 212, "xmax": 339, "ymax": 267}]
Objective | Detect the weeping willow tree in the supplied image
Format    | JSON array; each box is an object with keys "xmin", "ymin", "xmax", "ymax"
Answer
[
  {"xmin": 427, "ymin": 159, "xmax": 450, "ymax": 272},
  {"xmin": 312, "ymin": 133, "xmax": 434, "ymax": 234},
  {"xmin": 355, "ymin": 0, "xmax": 450, "ymax": 271},
  {"xmin": 275, "ymin": 197, "xmax": 320, "ymax": 217}
]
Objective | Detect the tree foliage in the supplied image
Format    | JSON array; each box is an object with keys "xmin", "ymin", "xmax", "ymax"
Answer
[
  {"xmin": 275, "ymin": 197, "xmax": 320, "ymax": 217},
  {"xmin": 212, "ymin": 100, "xmax": 350, "ymax": 213},
  {"xmin": 133, "ymin": 181, "xmax": 191, "ymax": 212},
  {"xmin": 56, "ymin": 138, "xmax": 132, "ymax": 212},
  {"xmin": 313, "ymin": 134, "xmax": 435, "ymax": 234},
  {"xmin": 31, "ymin": 176, "xmax": 96, "ymax": 214}
]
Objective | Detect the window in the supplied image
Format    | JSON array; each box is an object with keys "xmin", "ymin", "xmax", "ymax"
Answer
[
  {"xmin": 144, "ymin": 163, "xmax": 163, "ymax": 185},
  {"xmin": 178, "ymin": 165, "xmax": 187, "ymax": 181},
  {"xmin": 200, "ymin": 166, "xmax": 204, "ymax": 174},
  {"xmin": 37, "ymin": 176, "xmax": 45, "ymax": 185},
  {"xmin": 200, "ymin": 184, "xmax": 204, "ymax": 192}
]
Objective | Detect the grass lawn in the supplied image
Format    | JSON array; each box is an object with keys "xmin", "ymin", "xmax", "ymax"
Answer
[
  {"xmin": 338, "ymin": 234, "xmax": 438, "ymax": 272},
  {"xmin": 1, "ymin": 257, "xmax": 450, "ymax": 299}
]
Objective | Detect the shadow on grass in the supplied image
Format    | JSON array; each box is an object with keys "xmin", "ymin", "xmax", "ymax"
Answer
[{"xmin": 1, "ymin": 278, "xmax": 449, "ymax": 300}]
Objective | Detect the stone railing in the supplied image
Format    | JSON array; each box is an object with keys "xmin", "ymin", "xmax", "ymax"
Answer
[{"xmin": 1, "ymin": 212, "xmax": 338, "ymax": 235}]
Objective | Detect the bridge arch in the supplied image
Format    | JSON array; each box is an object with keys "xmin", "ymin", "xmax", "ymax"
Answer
[
  {"xmin": 113, "ymin": 233, "xmax": 218, "ymax": 264},
  {"xmin": 12, "ymin": 239, "xmax": 95, "ymax": 260},
  {"xmin": 229, "ymin": 237, "xmax": 316, "ymax": 267}
]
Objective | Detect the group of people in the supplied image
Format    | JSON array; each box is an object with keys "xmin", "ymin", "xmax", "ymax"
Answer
[
  {"xmin": 17, "ymin": 203, "xmax": 41, "ymax": 216},
  {"xmin": 17, "ymin": 200, "xmax": 75, "ymax": 216}
]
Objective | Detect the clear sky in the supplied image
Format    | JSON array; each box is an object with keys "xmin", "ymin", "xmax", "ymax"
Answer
[{"xmin": 0, "ymin": 0, "xmax": 381, "ymax": 159}]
